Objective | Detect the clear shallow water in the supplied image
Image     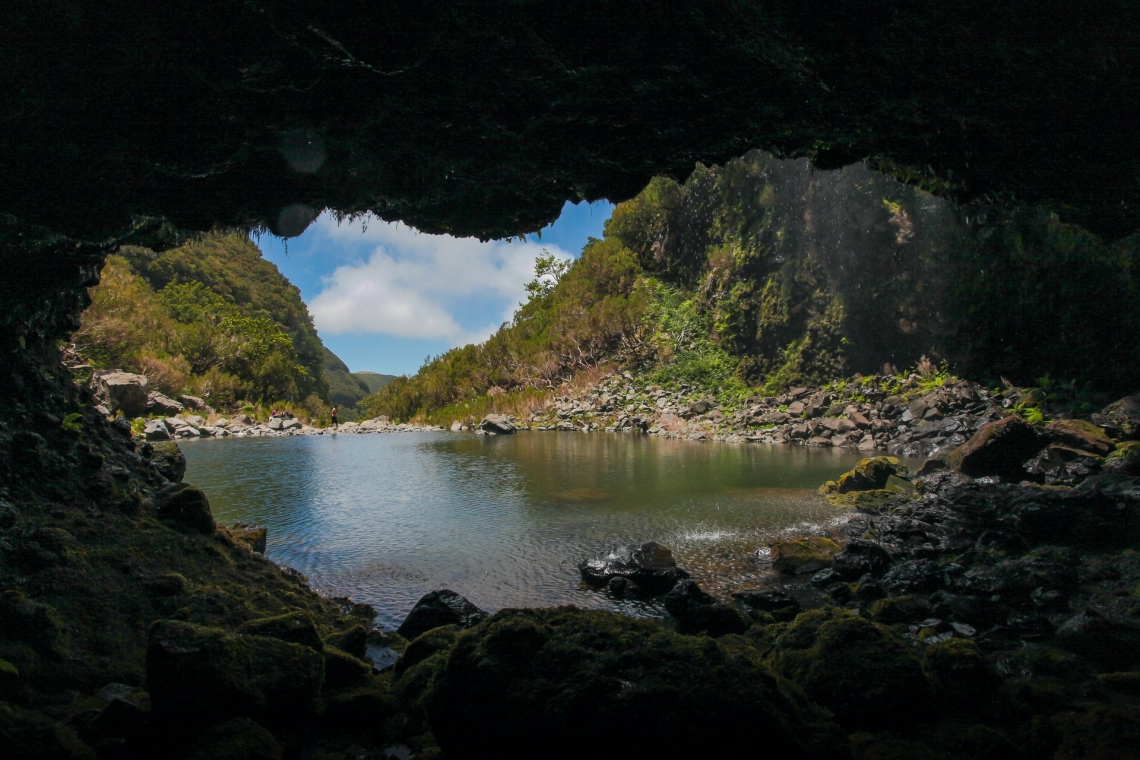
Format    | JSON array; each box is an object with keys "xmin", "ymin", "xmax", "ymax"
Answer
[{"xmin": 181, "ymin": 432, "xmax": 865, "ymax": 629}]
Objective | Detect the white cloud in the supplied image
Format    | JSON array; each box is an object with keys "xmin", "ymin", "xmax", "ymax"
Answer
[{"xmin": 307, "ymin": 214, "xmax": 573, "ymax": 345}]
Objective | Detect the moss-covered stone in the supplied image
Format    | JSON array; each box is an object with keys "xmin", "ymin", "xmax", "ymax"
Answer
[
  {"xmin": 1051, "ymin": 705, "xmax": 1140, "ymax": 760},
  {"xmin": 179, "ymin": 717, "xmax": 283, "ymax": 760},
  {"xmin": 922, "ymin": 639, "xmax": 1000, "ymax": 705},
  {"xmin": 322, "ymin": 646, "xmax": 372, "ymax": 691},
  {"xmin": 147, "ymin": 441, "xmax": 186, "ymax": 483},
  {"xmin": 0, "ymin": 701, "xmax": 96, "ymax": 759},
  {"xmin": 238, "ymin": 611, "xmax": 324, "ymax": 652},
  {"xmin": 421, "ymin": 608, "xmax": 846, "ymax": 759},
  {"xmin": 146, "ymin": 620, "xmax": 324, "ymax": 725},
  {"xmin": 154, "ymin": 484, "xmax": 216, "ymax": 534},
  {"xmin": 770, "ymin": 536, "xmax": 840, "ymax": 574},
  {"xmin": 836, "ymin": 457, "xmax": 909, "ymax": 493},
  {"xmin": 771, "ymin": 608, "xmax": 932, "ymax": 730},
  {"xmin": 947, "ymin": 416, "xmax": 1044, "ymax": 480},
  {"xmin": 1045, "ymin": 419, "xmax": 1115, "ymax": 457},
  {"xmin": 825, "ymin": 489, "xmax": 905, "ymax": 513}
]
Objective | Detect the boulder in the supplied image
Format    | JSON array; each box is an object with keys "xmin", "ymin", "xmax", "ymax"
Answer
[
  {"xmin": 770, "ymin": 537, "xmax": 840, "ymax": 574},
  {"xmin": 282, "ymin": 418, "xmax": 302, "ymax": 431},
  {"xmin": 450, "ymin": 421, "xmax": 463, "ymax": 432},
  {"xmin": 947, "ymin": 415, "xmax": 1045, "ymax": 480},
  {"xmin": 662, "ymin": 579, "xmax": 749, "ymax": 637},
  {"xmin": 416, "ymin": 608, "xmax": 846, "ymax": 760},
  {"xmin": 147, "ymin": 441, "xmax": 186, "ymax": 483},
  {"xmin": 0, "ymin": 702, "xmax": 96, "ymax": 760},
  {"xmin": 239, "ymin": 611, "xmax": 324, "ymax": 651},
  {"xmin": 479, "ymin": 414, "xmax": 516, "ymax": 434},
  {"xmin": 771, "ymin": 608, "xmax": 931, "ymax": 730},
  {"xmin": 91, "ymin": 370, "xmax": 149, "ymax": 418},
  {"xmin": 1055, "ymin": 608, "xmax": 1140, "ymax": 671},
  {"xmin": 179, "ymin": 717, "xmax": 283, "ymax": 760},
  {"xmin": 226, "ymin": 522, "xmax": 267, "ymax": 553},
  {"xmin": 831, "ymin": 538, "xmax": 892, "ymax": 581},
  {"xmin": 145, "ymin": 620, "xmax": 323, "ymax": 724},
  {"xmin": 144, "ymin": 420, "xmax": 171, "ymax": 441},
  {"xmin": 154, "ymin": 484, "xmax": 215, "ymax": 533},
  {"xmin": 1092, "ymin": 396, "xmax": 1140, "ymax": 439},
  {"xmin": 267, "ymin": 418, "xmax": 284, "ymax": 431},
  {"xmin": 397, "ymin": 590, "xmax": 489, "ymax": 640},
  {"xmin": 1045, "ymin": 418, "xmax": 1115, "ymax": 456},
  {"xmin": 178, "ymin": 394, "xmax": 208, "ymax": 410},
  {"xmin": 836, "ymin": 456, "xmax": 909, "ymax": 493},
  {"xmin": 184, "ymin": 414, "xmax": 206, "ymax": 427},
  {"xmin": 732, "ymin": 589, "xmax": 802, "ymax": 621},
  {"xmin": 578, "ymin": 542, "xmax": 690, "ymax": 594},
  {"xmin": 230, "ymin": 414, "xmax": 253, "ymax": 427},
  {"xmin": 146, "ymin": 392, "xmax": 184, "ymax": 416}
]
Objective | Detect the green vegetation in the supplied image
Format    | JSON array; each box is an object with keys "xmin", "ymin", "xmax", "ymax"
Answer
[
  {"xmin": 73, "ymin": 232, "xmax": 348, "ymax": 410},
  {"xmin": 362, "ymin": 151, "xmax": 1138, "ymax": 423}
]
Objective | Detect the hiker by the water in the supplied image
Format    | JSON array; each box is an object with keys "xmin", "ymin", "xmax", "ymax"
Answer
[{"xmin": 330, "ymin": 406, "xmax": 339, "ymax": 430}]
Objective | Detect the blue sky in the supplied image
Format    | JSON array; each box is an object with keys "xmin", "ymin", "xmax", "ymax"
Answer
[{"xmin": 255, "ymin": 200, "xmax": 614, "ymax": 375}]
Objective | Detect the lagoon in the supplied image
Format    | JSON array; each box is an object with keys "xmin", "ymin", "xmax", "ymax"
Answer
[{"xmin": 182, "ymin": 432, "xmax": 869, "ymax": 629}]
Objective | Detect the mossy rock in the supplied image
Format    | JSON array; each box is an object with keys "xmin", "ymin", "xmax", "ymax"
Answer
[
  {"xmin": 771, "ymin": 608, "xmax": 932, "ymax": 731},
  {"xmin": 922, "ymin": 639, "xmax": 1000, "ymax": 705},
  {"xmin": 868, "ymin": 597, "xmax": 927, "ymax": 626},
  {"xmin": 146, "ymin": 620, "xmax": 324, "ymax": 726},
  {"xmin": 1107, "ymin": 440, "xmax": 1140, "ymax": 459},
  {"xmin": 422, "ymin": 608, "xmax": 846, "ymax": 759},
  {"xmin": 322, "ymin": 646, "xmax": 372, "ymax": 691},
  {"xmin": 0, "ymin": 701, "xmax": 96, "ymax": 759},
  {"xmin": 1096, "ymin": 671, "xmax": 1140, "ymax": 696},
  {"xmin": 1045, "ymin": 419, "xmax": 1115, "ymax": 457},
  {"xmin": 770, "ymin": 536, "xmax": 840, "ymax": 574},
  {"xmin": 825, "ymin": 489, "xmax": 904, "ymax": 513},
  {"xmin": 148, "ymin": 441, "xmax": 187, "ymax": 483},
  {"xmin": 850, "ymin": 732, "xmax": 946, "ymax": 760},
  {"xmin": 0, "ymin": 590, "xmax": 60, "ymax": 650},
  {"xmin": 1051, "ymin": 705, "xmax": 1140, "ymax": 760},
  {"xmin": 393, "ymin": 625, "xmax": 464, "ymax": 716},
  {"xmin": 947, "ymin": 416, "xmax": 1044, "ymax": 480},
  {"xmin": 836, "ymin": 457, "xmax": 909, "ymax": 494},
  {"xmin": 238, "ymin": 611, "xmax": 324, "ymax": 651},
  {"xmin": 177, "ymin": 717, "xmax": 283, "ymax": 760}
]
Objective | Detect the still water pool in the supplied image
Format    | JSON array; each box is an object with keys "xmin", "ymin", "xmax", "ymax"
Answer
[{"xmin": 181, "ymin": 432, "xmax": 867, "ymax": 629}]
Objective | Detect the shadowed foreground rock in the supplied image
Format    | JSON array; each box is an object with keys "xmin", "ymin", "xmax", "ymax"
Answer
[
  {"xmin": 397, "ymin": 590, "xmax": 488, "ymax": 640},
  {"xmin": 947, "ymin": 415, "xmax": 1045, "ymax": 480},
  {"xmin": 578, "ymin": 541, "xmax": 690, "ymax": 594},
  {"xmin": 414, "ymin": 608, "xmax": 848, "ymax": 760}
]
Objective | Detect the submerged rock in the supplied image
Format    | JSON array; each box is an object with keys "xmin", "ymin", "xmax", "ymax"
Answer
[
  {"xmin": 770, "ymin": 536, "xmax": 839, "ymax": 574},
  {"xmin": 578, "ymin": 542, "xmax": 690, "ymax": 594},
  {"xmin": 416, "ymin": 608, "xmax": 846, "ymax": 760},
  {"xmin": 397, "ymin": 590, "xmax": 489, "ymax": 640}
]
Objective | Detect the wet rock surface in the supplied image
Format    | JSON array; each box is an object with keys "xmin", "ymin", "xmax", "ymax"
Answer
[
  {"xmin": 578, "ymin": 541, "xmax": 690, "ymax": 594},
  {"xmin": 396, "ymin": 590, "xmax": 489, "ymax": 641}
]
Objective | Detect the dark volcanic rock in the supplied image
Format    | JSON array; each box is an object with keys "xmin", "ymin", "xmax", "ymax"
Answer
[
  {"xmin": 1092, "ymin": 396, "xmax": 1140, "ymax": 440},
  {"xmin": 1056, "ymin": 608, "xmax": 1140, "ymax": 671},
  {"xmin": 416, "ymin": 608, "xmax": 845, "ymax": 760},
  {"xmin": 578, "ymin": 542, "xmax": 689, "ymax": 594},
  {"xmin": 831, "ymin": 539, "xmax": 892, "ymax": 581},
  {"xmin": 397, "ymin": 590, "xmax": 488, "ymax": 640},
  {"xmin": 947, "ymin": 416, "xmax": 1045, "ymax": 480},
  {"xmin": 154, "ymin": 484, "xmax": 215, "ymax": 533},
  {"xmin": 662, "ymin": 579, "xmax": 749, "ymax": 637}
]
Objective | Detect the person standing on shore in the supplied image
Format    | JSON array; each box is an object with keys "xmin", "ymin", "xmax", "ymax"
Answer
[{"xmin": 330, "ymin": 406, "xmax": 339, "ymax": 431}]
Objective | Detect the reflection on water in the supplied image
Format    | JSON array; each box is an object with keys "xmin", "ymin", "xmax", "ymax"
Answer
[{"xmin": 181, "ymin": 432, "xmax": 866, "ymax": 629}]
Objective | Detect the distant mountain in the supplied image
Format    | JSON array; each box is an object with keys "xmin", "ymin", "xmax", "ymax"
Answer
[
  {"xmin": 323, "ymin": 348, "xmax": 373, "ymax": 411},
  {"xmin": 353, "ymin": 371, "xmax": 398, "ymax": 394}
]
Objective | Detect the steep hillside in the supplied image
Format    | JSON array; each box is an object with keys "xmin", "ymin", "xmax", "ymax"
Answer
[
  {"xmin": 354, "ymin": 372, "xmax": 398, "ymax": 395},
  {"xmin": 73, "ymin": 232, "xmax": 330, "ymax": 407},
  {"xmin": 362, "ymin": 151, "xmax": 1139, "ymax": 423},
  {"xmin": 323, "ymin": 348, "xmax": 371, "ymax": 412}
]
